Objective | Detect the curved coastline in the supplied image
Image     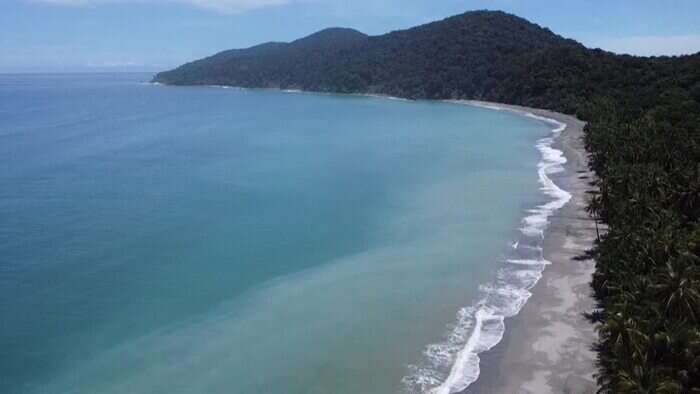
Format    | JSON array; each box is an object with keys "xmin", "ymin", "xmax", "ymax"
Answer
[
  {"xmin": 401, "ymin": 100, "xmax": 581, "ymax": 394},
  {"xmin": 150, "ymin": 81, "xmax": 597, "ymax": 393},
  {"xmin": 452, "ymin": 101, "xmax": 598, "ymax": 394}
]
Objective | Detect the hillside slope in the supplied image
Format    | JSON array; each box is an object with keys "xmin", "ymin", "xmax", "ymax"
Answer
[
  {"xmin": 153, "ymin": 11, "xmax": 575, "ymax": 104},
  {"xmin": 154, "ymin": 10, "xmax": 698, "ymax": 114}
]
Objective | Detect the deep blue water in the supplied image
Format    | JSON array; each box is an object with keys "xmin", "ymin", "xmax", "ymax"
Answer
[{"xmin": 0, "ymin": 73, "xmax": 552, "ymax": 393}]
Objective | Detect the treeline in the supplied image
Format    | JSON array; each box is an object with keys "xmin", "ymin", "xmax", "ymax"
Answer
[
  {"xmin": 580, "ymin": 63, "xmax": 700, "ymax": 392},
  {"xmin": 156, "ymin": 10, "xmax": 700, "ymax": 392}
]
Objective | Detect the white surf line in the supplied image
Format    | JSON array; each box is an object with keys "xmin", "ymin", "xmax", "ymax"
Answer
[
  {"xmin": 430, "ymin": 309, "xmax": 491, "ymax": 394},
  {"xmin": 427, "ymin": 100, "xmax": 572, "ymax": 394}
]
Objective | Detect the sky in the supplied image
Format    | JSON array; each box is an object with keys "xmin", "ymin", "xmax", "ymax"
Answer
[{"xmin": 1, "ymin": 0, "xmax": 700, "ymax": 72}]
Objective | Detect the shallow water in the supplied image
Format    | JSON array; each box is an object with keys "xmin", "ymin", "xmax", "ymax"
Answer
[{"xmin": 0, "ymin": 73, "xmax": 553, "ymax": 393}]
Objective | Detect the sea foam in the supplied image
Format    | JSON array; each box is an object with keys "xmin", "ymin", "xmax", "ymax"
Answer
[{"xmin": 403, "ymin": 104, "xmax": 571, "ymax": 394}]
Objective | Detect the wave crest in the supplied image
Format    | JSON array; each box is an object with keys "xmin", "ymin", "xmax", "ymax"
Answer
[{"xmin": 403, "ymin": 108, "xmax": 571, "ymax": 394}]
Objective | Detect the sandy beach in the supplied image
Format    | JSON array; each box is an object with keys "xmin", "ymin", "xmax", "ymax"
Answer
[{"xmin": 452, "ymin": 101, "xmax": 599, "ymax": 394}]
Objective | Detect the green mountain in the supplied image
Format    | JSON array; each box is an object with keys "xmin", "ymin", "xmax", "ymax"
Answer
[
  {"xmin": 154, "ymin": 11, "xmax": 576, "ymax": 104},
  {"xmin": 156, "ymin": 10, "xmax": 700, "ymax": 394},
  {"xmin": 154, "ymin": 10, "xmax": 698, "ymax": 114}
]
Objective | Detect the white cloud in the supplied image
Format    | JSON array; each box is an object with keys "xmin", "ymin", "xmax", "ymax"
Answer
[
  {"xmin": 27, "ymin": 0, "xmax": 299, "ymax": 13},
  {"xmin": 587, "ymin": 35, "xmax": 700, "ymax": 57}
]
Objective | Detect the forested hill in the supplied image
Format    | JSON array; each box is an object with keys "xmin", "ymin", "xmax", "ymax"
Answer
[
  {"xmin": 154, "ymin": 10, "xmax": 698, "ymax": 114},
  {"xmin": 154, "ymin": 11, "xmax": 574, "ymax": 107}
]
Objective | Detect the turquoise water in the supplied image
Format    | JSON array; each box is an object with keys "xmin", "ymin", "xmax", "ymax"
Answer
[{"xmin": 0, "ymin": 73, "xmax": 552, "ymax": 393}]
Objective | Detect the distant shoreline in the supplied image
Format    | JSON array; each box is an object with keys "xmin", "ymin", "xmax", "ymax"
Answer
[{"xmin": 156, "ymin": 81, "xmax": 415, "ymax": 102}]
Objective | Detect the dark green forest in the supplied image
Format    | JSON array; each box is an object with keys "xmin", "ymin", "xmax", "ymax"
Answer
[{"xmin": 156, "ymin": 10, "xmax": 700, "ymax": 392}]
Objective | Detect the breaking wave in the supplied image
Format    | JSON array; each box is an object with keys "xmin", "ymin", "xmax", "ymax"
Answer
[{"xmin": 403, "ymin": 105, "xmax": 571, "ymax": 394}]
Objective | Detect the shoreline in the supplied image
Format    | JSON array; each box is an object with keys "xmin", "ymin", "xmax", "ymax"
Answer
[
  {"xmin": 457, "ymin": 100, "xmax": 598, "ymax": 393},
  {"xmin": 151, "ymin": 82, "xmax": 599, "ymax": 392}
]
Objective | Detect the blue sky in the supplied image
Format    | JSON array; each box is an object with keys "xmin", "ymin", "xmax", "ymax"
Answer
[{"xmin": 2, "ymin": 0, "xmax": 700, "ymax": 72}]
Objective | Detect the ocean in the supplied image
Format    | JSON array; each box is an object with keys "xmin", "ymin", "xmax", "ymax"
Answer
[{"xmin": 0, "ymin": 73, "xmax": 567, "ymax": 393}]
